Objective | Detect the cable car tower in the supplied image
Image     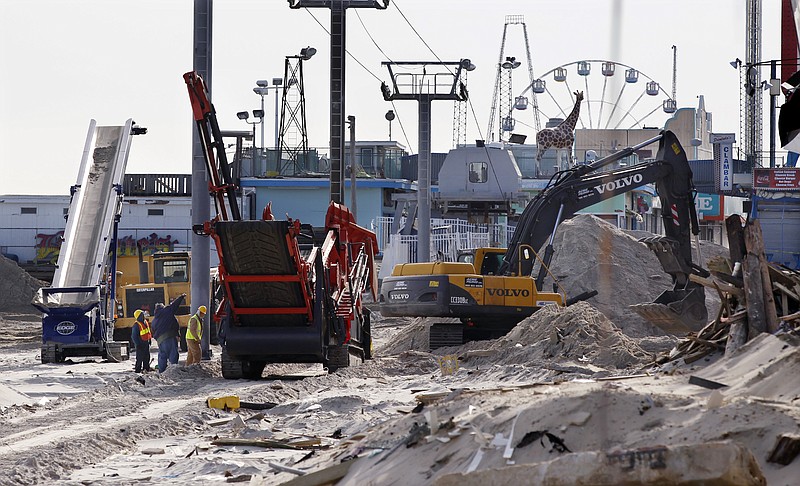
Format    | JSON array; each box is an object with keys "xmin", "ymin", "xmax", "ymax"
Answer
[{"xmin": 486, "ymin": 15, "xmax": 539, "ymax": 143}]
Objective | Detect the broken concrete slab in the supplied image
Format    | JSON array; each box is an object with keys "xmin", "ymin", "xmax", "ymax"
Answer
[{"xmin": 433, "ymin": 441, "xmax": 765, "ymax": 486}]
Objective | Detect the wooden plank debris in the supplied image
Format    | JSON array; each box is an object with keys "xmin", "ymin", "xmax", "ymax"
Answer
[
  {"xmin": 278, "ymin": 460, "xmax": 357, "ymax": 486},
  {"xmin": 211, "ymin": 438, "xmax": 309, "ymax": 450},
  {"xmin": 655, "ymin": 217, "xmax": 800, "ymax": 365},
  {"xmin": 767, "ymin": 433, "xmax": 800, "ymax": 465}
]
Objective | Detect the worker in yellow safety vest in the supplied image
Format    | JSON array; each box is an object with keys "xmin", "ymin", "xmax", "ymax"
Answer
[
  {"xmin": 185, "ymin": 305, "xmax": 206, "ymax": 366},
  {"xmin": 132, "ymin": 309, "xmax": 152, "ymax": 373}
]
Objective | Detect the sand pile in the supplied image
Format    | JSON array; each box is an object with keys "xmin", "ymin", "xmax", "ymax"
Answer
[
  {"xmin": 487, "ymin": 301, "xmax": 654, "ymax": 370},
  {"xmin": 377, "ymin": 303, "xmax": 655, "ymax": 371},
  {"xmin": 548, "ymin": 214, "xmax": 723, "ymax": 337},
  {"xmin": 0, "ymin": 256, "xmax": 43, "ymax": 313}
]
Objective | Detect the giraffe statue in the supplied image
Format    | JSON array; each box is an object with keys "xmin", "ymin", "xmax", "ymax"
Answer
[{"xmin": 535, "ymin": 91, "xmax": 584, "ymax": 165}]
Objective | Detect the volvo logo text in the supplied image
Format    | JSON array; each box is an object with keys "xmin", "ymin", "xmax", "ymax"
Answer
[
  {"xmin": 487, "ymin": 288, "xmax": 530, "ymax": 297},
  {"xmin": 593, "ymin": 174, "xmax": 643, "ymax": 195}
]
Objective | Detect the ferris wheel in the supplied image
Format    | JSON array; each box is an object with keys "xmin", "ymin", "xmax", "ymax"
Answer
[{"xmin": 510, "ymin": 60, "xmax": 676, "ymax": 136}]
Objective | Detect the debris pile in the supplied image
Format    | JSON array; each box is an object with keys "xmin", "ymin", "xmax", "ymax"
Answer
[
  {"xmin": 658, "ymin": 216, "xmax": 800, "ymax": 365},
  {"xmin": 376, "ymin": 301, "xmax": 658, "ymax": 375},
  {"xmin": 482, "ymin": 302, "xmax": 654, "ymax": 370},
  {"xmin": 0, "ymin": 255, "xmax": 44, "ymax": 313},
  {"xmin": 547, "ymin": 214, "xmax": 726, "ymax": 337}
]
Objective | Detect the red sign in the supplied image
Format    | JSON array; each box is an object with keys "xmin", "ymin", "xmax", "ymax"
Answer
[{"xmin": 753, "ymin": 168, "xmax": 800, "ymax": 190}]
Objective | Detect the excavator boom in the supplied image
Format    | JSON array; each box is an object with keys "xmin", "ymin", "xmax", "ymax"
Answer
[{"xmin": 379, "ymin": 130, "xmax": 708, "ymax": 346}]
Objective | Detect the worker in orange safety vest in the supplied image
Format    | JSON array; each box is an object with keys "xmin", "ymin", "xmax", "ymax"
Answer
[
  {"xmin": 132, "ymin": 309, "xmax": 153, "ymax": 373},
  {"xmin": 185, "ymin": 305, "xmax": 206, "ymax": 366}
]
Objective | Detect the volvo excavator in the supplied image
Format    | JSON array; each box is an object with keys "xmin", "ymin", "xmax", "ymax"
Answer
[{"xmin": 379, "ymin": 130, "xmax": 709, "ymax": 349}]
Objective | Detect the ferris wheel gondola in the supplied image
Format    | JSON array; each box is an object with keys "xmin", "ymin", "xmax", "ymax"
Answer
[{"xmin": 513, "ymin": 60, "xmax": 675, "ymax": 134}]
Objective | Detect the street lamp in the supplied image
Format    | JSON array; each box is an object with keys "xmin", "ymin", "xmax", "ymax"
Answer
[
  {"xmin": 385, "ymin": 110, "xmax": 395, "ymax": 140},
  {"xmin": 237, "ymin": 110, "xmax": 263, "ymax": 173},
  {"xmin": 253, "ymin": 77, "xmax": 284, "ymax": 155}
]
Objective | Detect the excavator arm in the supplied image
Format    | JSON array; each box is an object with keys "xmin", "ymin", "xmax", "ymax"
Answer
[{"xmin": 499, "ymin": 130, "xmax": 708, "ymax": 333}]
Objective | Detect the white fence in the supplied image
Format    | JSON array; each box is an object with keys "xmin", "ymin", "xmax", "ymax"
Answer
[
  {"xmin": 372, "ymin": 217, "xmax": 515, "ymax": 261},
  {"xmin": 372, "ymin": 216, "xmax": 519, "ymax": 280}
]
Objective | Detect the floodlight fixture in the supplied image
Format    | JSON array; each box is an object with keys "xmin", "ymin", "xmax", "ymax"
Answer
[
  {"xmin": 236, "ymin": 111, "xmax": 249, "ymax": 120},
  {"xmin": 272, "ymin": 77, "xmax": 283, "ymax": 86},
  {"xmin": 253, "ymin": 87, "xmax": 270, "ymax": 96},
  {"xmin": 385, "ymin": 110, "xmax": 395, "ymax": 121},
  {"xmin": 509, "ymin": 133, "xmax": 527, "ymax": 144},
  {"xmin": 300, "ymin": 46, "xmax": 317, "ymax": 60},
  {"xmin": 730, "ymin": 58, "xmax": 742, "ymax": 69},
  {"xmin": 253, "ymin": 109, "xmax": 264, "ymax": 118},
  {"xmin": 256, "ymin": 79, "xmax": 269, "ymax": 87},
  {"xmin": 460, "ymin": 58, "xmax": 476, "ymax": 71},
  {"xmin": 502, "ymin": 56, "xmax": 521, "ymax": 69}
]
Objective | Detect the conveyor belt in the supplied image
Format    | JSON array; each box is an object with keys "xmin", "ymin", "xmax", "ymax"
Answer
[
  {"xmin": 51, "ymin": 120, "xmax": 133, "ymax": 300},
  {"xmin": 215, "ymin": 221, "xmax": 309, "ymax": 327}
]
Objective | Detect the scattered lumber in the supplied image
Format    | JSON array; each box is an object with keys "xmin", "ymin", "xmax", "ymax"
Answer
[
  {"xmin": 767, "ymin": 433, "xmax": 800, "ymax": 465},
  {"xmin": 656, "ymin": 216, "xmax": 799, "ymax": 366}
]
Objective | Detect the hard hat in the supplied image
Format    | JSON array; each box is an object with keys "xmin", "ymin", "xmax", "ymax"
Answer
[
  {"xmin": 133, "ymin": 309, "xmax": 143, "ymax": 319},
  {"xmin": 198, "ymin": 305, "xmax": 207, "ymax": 314}
]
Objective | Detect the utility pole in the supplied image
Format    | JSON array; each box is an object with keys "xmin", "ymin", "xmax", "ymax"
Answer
[
  {"xmin": 191, "ymin": 0, "xmax": 212, "ymax": 360},
  {"xmin": 288, "ymin": 0, "xmax": 389, "ymax": 205},
  {"xmin": 381, "ymin": 60, "xmax": 472, "ymax": 262}
]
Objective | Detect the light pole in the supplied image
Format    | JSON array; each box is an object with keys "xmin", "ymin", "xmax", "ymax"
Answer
[
  {"xmin": 254, "ymin": 77, "xmax": 284, "ymax": 152},
  {"xmin": 253, "ymin": 83, "xmax": 268, "ymax": 156},
  {"xmin": 236, "ymin": 110, "xmax": 263, "ymax": 174},
  {"xmin": 385, "ymin": 110, "xmax": 395, "ymax": 140}
]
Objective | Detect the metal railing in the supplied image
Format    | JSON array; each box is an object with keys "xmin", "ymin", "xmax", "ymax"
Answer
[{"xmin": 372, "ymin": 216, "xmax": 515, "ymax": 261}]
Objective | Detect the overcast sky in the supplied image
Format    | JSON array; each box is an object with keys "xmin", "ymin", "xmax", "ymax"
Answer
[{"xmin": 0, "ymin": 0, "xmax": 782, "ymax": 195}]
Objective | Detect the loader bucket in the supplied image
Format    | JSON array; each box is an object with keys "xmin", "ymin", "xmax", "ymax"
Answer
[{"xmin": 629, "ymin": 287, "xmax": 707, "ymax": 335}]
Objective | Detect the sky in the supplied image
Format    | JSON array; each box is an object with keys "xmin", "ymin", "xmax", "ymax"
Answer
[{"xmin": 0, "ymin": 0, "xmax": 783, "ymax": 195}]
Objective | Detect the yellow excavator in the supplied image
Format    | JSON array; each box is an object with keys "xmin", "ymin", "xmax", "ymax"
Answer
[{"xmin": 379, "ymin": 131, "xmax": 709, "ymax": 348}]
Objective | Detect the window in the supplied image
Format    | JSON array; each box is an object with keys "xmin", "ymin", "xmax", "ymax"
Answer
[
  {"xmin": 360, "ymin": 148, "xmax": 374, "ymax": 171},
  {"xmin": 154, "ymin": 258, "xmax": 189, "ymax": 284},
  {"xmin": 20, "ymin": 207, "xmax": 37, "ymax": 214},
  {"xmin": 148, "ymin": 208, "xmax": 164, "ymax": 216},
  {"xmin": 468, "ymin": 162, "xmax": 488, "ymax": 183}
]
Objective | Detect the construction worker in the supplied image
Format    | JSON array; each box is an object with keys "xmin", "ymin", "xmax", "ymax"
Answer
[
  {"xmin": 131, "ymin": 309, "xmax": 152, "ymax": 373},
  {"xmin": 185, "ymin": 305, "xmax": 206, "ymax": 366},
  {"xmin": 151, "ymin": 293, "xmax": 186, "ymax": 373}
]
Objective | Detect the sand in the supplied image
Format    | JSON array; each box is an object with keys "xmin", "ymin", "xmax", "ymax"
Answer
[
  {"xmin": 0, "ymin": 216, "xmax": 797, "ymax": 485},
  {"xmin": 0, "ymin": 305, "xmax": 797, "ymax": 485}
]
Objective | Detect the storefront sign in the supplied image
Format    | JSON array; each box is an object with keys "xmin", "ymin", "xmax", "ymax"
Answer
[
  {"xmin": 753, "ymin": 168, "xmax": 800, "ymax": 190},
  {"xmin": 695, "ymin": 193, "xmax": 724, "ymax": 221},
  {"xmin": 712, "ymin": 133, "xmax": 735, "ymax": 192}
]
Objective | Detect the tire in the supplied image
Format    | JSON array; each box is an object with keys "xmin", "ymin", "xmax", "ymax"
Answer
[
  {"xmin": 113, "ymin": 327, "xmax": 137, "ymax": 354},
  {"xmin": 243, "ymin": 360, "xmax": 266, "ymax": 380},
  {"xmin": 107, "ymin": 342, "xmax": 130, "ymax": 362},
  {"xmin": 41, "ymin": 345, "xmax": 56, "ymax": 364},
  {"xmin": 324, "ymin": 345, "xmax": 351, "ymax": 373},
  {"xmin": 221, "ymin": 346, "xmax": 243, "ymax": 379}
]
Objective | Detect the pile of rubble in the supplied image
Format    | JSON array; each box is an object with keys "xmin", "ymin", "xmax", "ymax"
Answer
[
  {"xmin": 547, "ymin": 214, "xmax": 728, "ymax": 337},
  {"xmin": 0, "ymin": 255, "xmax": 43, "ymax": 313},
  {"xmin": 657, "ymin": 216, "xmax": 800, "ymax": 365}
]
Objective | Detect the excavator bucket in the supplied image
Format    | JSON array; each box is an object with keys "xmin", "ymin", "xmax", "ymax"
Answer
[
  {"xmin": 630, "ymin": 287, "xmax": 708, "ymax": 335},
  {"xmin": 631, "ymin": 236, "xmax": 709, "ymax": 335}
]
